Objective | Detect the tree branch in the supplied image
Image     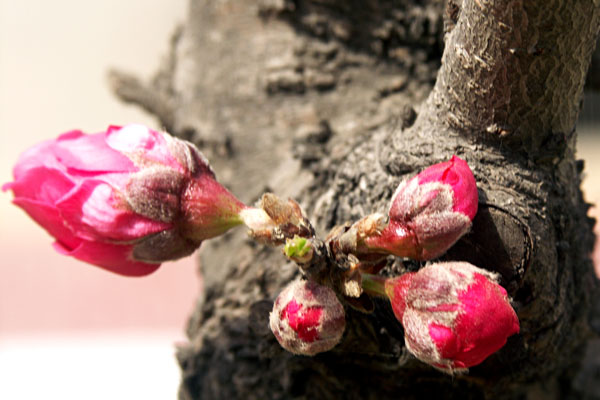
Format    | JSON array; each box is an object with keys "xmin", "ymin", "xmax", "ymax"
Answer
[{"xmin": 422, "ymin": 0, "xmax": 599, "ymax": 155}]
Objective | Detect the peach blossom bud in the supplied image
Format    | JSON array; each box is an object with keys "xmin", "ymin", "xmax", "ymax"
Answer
[
  {"xmin": 4, "ymin": 124, "xmax": 246, "ymax": 276},
  {"xmin": 270, "ymin": 279, "xmax": 346, "ymax": 356},
  {"xmin": 384, "ymin": 262, "xmax": 519, "ymax": 372},
  {"xmin": 365, "ymin": 156, "xmax": 478, "ymax": 260}
]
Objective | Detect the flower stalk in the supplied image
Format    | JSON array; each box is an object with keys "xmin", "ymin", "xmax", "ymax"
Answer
[{"xmin": 360, "ymin": 273, "xmax": 387, "ymax": 297}]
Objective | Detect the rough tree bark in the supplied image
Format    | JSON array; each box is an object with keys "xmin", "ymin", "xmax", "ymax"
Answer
[{"xmin": 110, "ymin": 0, "xmax": 600, "ymax": 398}]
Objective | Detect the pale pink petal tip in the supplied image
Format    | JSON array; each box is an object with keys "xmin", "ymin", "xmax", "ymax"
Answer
[{"xmin": 416, "ymin": 155, "xmax": 478, "ymax": 220}]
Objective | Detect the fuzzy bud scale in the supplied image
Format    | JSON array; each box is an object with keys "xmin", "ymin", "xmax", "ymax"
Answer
[
  {"xmin": 385, "ymin": 262, "xmax": 519, "ymax": 372},
  {"xmin": 365, "ymin": 156, "xmax": 478, "ymax": 260},
  {"xmin": 270, "ymin": 279, "xmax": 346, "ymax": 356}
]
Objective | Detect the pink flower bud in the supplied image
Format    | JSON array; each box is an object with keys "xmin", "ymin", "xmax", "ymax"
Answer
[
  {"xmin": 384, "ymin": 262, "xmax": 519, "ymax": 372},
  {"xmin": 4, "ymin": 124, "xmax": 245, "ymax": 276},
  {"xmin": 270, "ymin": 279, "xmax": 346, "ymax": 356},
  {"xmin": 365, "ymin": 156, "xmax": 478, "ymax": 260}
]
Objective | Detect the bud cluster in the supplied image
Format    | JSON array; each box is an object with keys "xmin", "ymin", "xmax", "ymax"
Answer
[{"xmin": 6, "ymin": 125, "xmax": 520, "ymax": 370}]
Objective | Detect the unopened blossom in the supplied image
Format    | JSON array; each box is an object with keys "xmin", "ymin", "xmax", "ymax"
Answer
[
  {"xmin": 364, "ymin": 155, "xmax": 478, "ymax": 260},
  {"xmin": 4, "ymin": 124, "xmax": 246, "ymax": 276},
  {"xmin": 383, "ymin": 262, "xmax": 519, "ymax": 372},
  {"xmin": 270, "ymin": 279, "xmax": 346, "ymax": 356}
]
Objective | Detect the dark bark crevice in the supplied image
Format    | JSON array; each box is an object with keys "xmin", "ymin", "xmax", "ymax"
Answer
[{"xmin": 587, "ymin": 38, "xmax": 600, "ymax": 90}]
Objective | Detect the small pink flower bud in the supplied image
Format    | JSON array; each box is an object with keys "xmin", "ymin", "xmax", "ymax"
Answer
[
  {"xmin": 270, "ymin": 279, "xmax": 346, "ymax": 356},
  {"xmin": 4, "ymin": 124, "xmax": 246, "ymax": 276},
  {"xmin": 384, "ymin": 262, "xmax": 519, "ymax": 372},
  {"xmin": 365, "ymin": 156, "xmax": 478, "ymax": 260}
]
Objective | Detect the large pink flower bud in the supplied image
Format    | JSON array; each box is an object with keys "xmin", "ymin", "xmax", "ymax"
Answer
[
  {"xmin": 4, "ymin": 124, "xmax": 246, "ymax": 276},
  {"xmin": 270, "ymin": 279, "xmax": 346, "ymax": 356},
  {"xmin": 384, "ymin": 262, "xmax": 519, "ymax": 372},
  {"xmin": 365, "ymin": 155, "xmax": 478, "ymax": 260}
]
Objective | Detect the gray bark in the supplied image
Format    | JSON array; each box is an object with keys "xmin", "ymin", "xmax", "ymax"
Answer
[{"xmin": 111, "ymin": 0, "xmax": 600, "ymax": 398}]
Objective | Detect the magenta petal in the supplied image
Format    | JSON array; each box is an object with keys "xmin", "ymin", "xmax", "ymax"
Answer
[
  {"xmin": 8, "ymin": 166, "xmax": 75, "ymax": 204},
  {"xmin": 11, "ymin": 139, "xmax": 67, "ymax": 179},
  {"xmin": 13, "ymin": 198, "xmax": 81, "ymax": 251},
  {"xmin": 53, "ymin": 240, "xmax": 160, "ymax": 276},
  {"xmin": 451, "ymin": 273, "xmax": 520, "ymax": 367},
  {"xmin": 417, "ymin": 156, "xmax": 478, "ymax": 220},
  {"xmin": 282, "ymin": 300, "xmax": 323, "ymax": 342},
  {"xmin": 105, "ymin": 124, "xmax": 159, "ymax": 152},
  {"xmin": 56, "ymin": 179, "xmax": 172, "ymax": 241},
  {"xmin": 416, "ymin": 157, "xmax": 455, "ymax": 185},
  {"xmin": 444, "ymin": 156, "xmax": 478, "ymax": 220},
  {"xmin": 54, "ymin": 131, "xmax": 136, "ymax": 173},
  {"xmin": 105, "ymin": 124, "xmax": 180, "ymax": 170},
  {"xmin": 428, "ymin": 323, "xmax": 458, "ymax": 355}
]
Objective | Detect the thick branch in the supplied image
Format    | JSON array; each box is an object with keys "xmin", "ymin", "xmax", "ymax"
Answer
[{"xmin": 425, "ymin": 0, "xmax": 599, "ymax": 155}]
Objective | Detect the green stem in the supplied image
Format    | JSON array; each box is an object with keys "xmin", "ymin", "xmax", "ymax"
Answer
[{"xmin": 361, "ymin": 273, "xmax": 389, "ymax": 298}]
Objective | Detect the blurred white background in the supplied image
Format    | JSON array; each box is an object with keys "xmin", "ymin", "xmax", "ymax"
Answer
[
  {"xmin": 0, "ymin": 1, "xmax": 192, "ymax": 399},
  {"xmin": 0, "ymin": 1, "xmax": 599, "ymax": 399}
]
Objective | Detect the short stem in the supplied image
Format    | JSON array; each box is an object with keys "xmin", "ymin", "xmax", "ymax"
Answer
[
  {"xmin": 239, "ymin": 207, "xmax": 276, "ymax": 230},
  {"xmin": 238, "ymin": 207, "xmax": 282, "ymax": 245},
  {"xmin": 181, "ymin": 175, "xmax": 246, "ymax": 242},
  {"xmin": 361, "ymin": 220, "xmax": 419, "ymax": 259},
  {"xmin": 361, "ymin": 273, "xmax": 389, "ymax": 298}
]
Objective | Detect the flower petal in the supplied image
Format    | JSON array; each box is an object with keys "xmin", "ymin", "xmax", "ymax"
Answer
[
  {"xmin": 53, "ymin": 240, "xmax": 160, "ymax": 276},
  {"xmin": 105, "ymin": 124, "xmax": 181, "ymax": 171},
  {"xmin": 10, "ymin": 138, "xmax": 67, "ymax": 180},
  {"xmin": 417, "ymin": 156, "xmax": 478, "ymax": 219},
  {"xmin": 56, "ymin": 179, "xmax": 171, "ymax": 241},
  {"xmin": 6, "ymin": 166, "xmax": 75, "ymax": 204},
  {"xmin": 12, "ymin": 198, "xmax": 81, "ymax": 251},
  {"xmin": 53, "ymin": 130, "xmax": 136, "ymax": 173},
  {"xmin": 450, "ymin": 272, "xmax": 520, "ymax": 367}
]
